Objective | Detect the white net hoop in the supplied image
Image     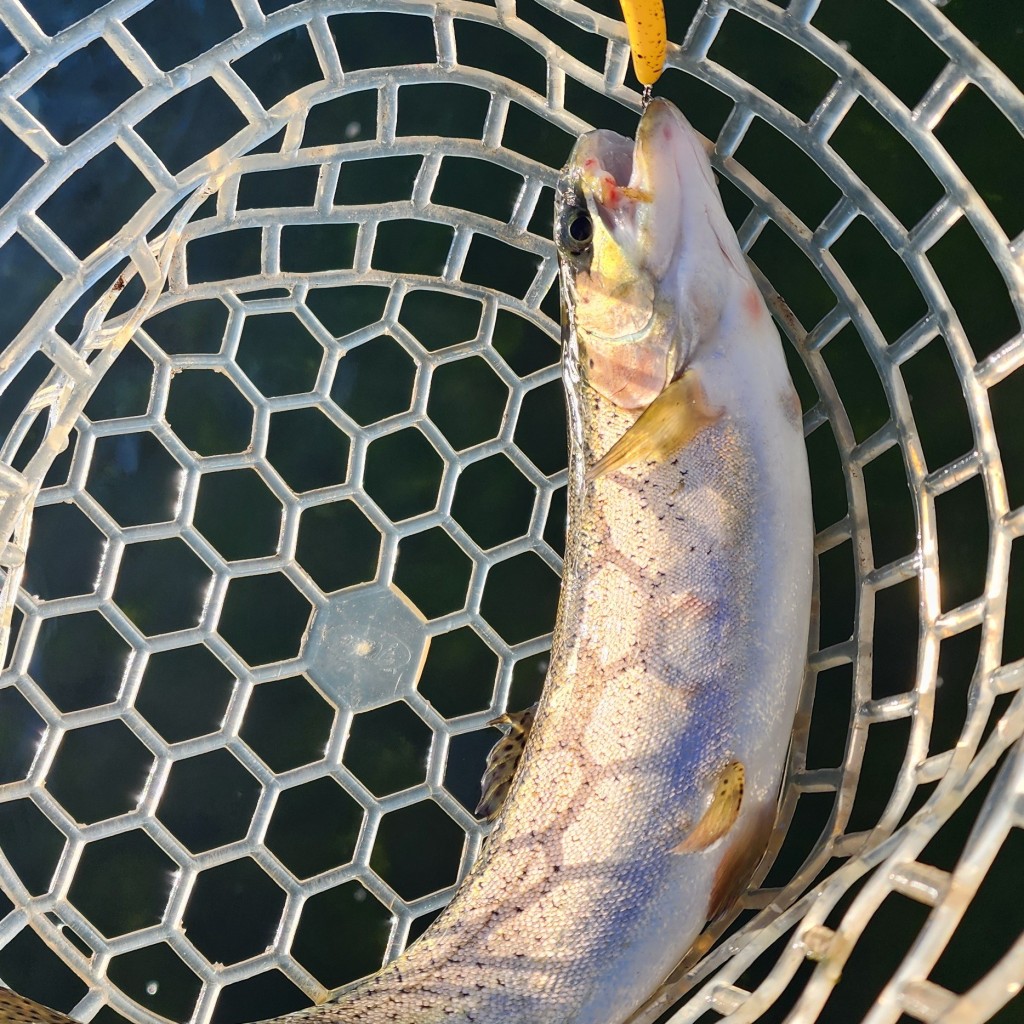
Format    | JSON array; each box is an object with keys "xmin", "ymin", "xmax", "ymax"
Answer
[{"xmin": 0, "ymin": 2, "xmax": 1021, "ymax": 1023}]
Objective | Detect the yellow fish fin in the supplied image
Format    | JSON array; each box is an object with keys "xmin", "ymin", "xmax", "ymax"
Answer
[
  {"xmin": 587, "ymin": 370, "xmax": 722, "ymax": 482},
  {"xmin": 475, "ymin": 703, "xmax": 538, "ymax": 821},
  {"xmin": 673, "ymin": 760, "xmax": 745, "ymax": 854}
]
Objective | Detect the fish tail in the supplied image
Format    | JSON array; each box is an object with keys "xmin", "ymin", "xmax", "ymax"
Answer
[{"xmin": 0, "ymin": 988, "xmax": 79, "ymax": 1024}]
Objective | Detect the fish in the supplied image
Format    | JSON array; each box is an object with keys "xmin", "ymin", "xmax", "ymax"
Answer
[{"xmin": 0, "ymin": 98, "xmax": 812, "ymax": 1024}]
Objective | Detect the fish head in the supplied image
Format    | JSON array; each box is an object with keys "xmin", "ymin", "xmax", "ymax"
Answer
[{"xmin": 556, "ymin": 99, "xmax": 739, "ymax": 410}]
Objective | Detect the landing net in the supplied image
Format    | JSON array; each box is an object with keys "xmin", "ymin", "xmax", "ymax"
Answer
[{"xmin": 0, "ymin": 2, "xmax": 1022, "ymax": 1023}]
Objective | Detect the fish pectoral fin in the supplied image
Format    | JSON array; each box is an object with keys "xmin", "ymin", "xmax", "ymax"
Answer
[
  {"xmin": 672, "ymin": 760, "xmax": 745, "ymax": 854},
  {"xmin": 475, "ymin": 703, "xmax": 538, "ymax": 821},
  {"xmin": 0, "ymin": 988, "xmax": 79, "ymax": 1024},
  {"xmin": 586, "ymin": 370, "xmax": 722, "ymax": 482}
]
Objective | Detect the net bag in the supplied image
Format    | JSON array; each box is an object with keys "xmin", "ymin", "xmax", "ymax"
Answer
[{"xmin": 0, "ymin": 2, "xmax": 1021, "ymax": 1022}]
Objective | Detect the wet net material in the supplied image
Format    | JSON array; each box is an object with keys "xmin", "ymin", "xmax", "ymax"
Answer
[{"xmin": 0, "ymin": 1, "xmax": 1022, "ymax": 1022}]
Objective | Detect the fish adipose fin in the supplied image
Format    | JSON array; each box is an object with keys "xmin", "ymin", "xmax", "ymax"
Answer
[
  {"xmin": 673, "ymin": 760, "xmax": 745, "ymax": 854},
  {"xmin": 587, "ymin": 370, "xmax": 721, "ymax": 482},
  {"xmin": 0, "ymin": 988, "xmax": 78, "ymax": 1024},
  {"xmin": 475, "ymin": 704, "xmax": 538, "ymax": 820}
]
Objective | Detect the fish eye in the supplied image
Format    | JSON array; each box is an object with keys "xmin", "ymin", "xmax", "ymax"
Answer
[{"xmin": 564, "ymin": 208, "xmax": 594, "ymax": 253}]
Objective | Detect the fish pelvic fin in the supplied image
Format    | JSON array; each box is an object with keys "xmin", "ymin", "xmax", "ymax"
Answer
[
  {"xmin": 0, "ymin": 989, "xmax": 79, "ymax": 1024},
  {"xmin": 586, "ymin": 370, "xmax": 722, "ymax": 482},
  {"xmin": 706, "ymin": 803, "xmax": 776, "ymax": 921},
  {"xmin": 475, "ymin": 703, "xmax": 538, "ymax": 821},
  {"xmin": 673, "ymin": 760, "xmax": 745, "ymax": 854}
]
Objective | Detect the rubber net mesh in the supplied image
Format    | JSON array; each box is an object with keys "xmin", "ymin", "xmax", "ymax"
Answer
[{"xmin": 0, "ymin": 1, "xmax": 1022, "ymax": 1022}]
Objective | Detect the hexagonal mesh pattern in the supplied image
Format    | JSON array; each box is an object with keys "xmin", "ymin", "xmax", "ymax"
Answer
[{"xmin": 0, "ymin": 2, "xmax": 1022, "ymax": 1024}]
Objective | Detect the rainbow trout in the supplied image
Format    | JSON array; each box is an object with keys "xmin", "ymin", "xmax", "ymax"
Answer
[{"xmin": 0, "ymin": 98, "xmax": 812, "ymax": 1024}]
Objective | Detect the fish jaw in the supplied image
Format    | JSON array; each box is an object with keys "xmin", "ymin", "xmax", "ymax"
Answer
[
  {"xmin": 556, "ymin": 127, "xmax": 666, "ymax": 411},
  {"xmin": 556, "ymin": 99, "xmax": 745, "ymax": 411}
]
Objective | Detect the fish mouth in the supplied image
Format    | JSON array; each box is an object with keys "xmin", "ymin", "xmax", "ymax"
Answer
[
  {"xmin": 555, "ymin": 100, "xmax": 716, "ymax": 408},
  {"xmin": 561, "ymin": 99, "xmax": 697, "ymax": 276}
]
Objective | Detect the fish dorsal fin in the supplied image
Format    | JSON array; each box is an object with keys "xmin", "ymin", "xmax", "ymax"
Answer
[
  {"xmin": 0, "ymin": 989, "xmax": 78, "ymax": 1024},
  {"xmin": 475, "ymin": 704, "xmax": 538, "ymax": 821},
  {"xmin": 587, "ymin": 369, "xmax": 721, "ymax": 482},
  {"xmin": 673, "ymin": 760, "xmax": 745, "ymax": 854}
]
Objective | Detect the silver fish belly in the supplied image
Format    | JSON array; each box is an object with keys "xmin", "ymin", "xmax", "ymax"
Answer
[{"xmin": 0, "ymin": 99, "xmax": 812, "ymax": 1024}]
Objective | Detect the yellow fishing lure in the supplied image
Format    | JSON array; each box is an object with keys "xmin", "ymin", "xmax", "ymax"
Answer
[{"xmin": 619, "ymin": 0, "xmax": 667, "ymax": 87}]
